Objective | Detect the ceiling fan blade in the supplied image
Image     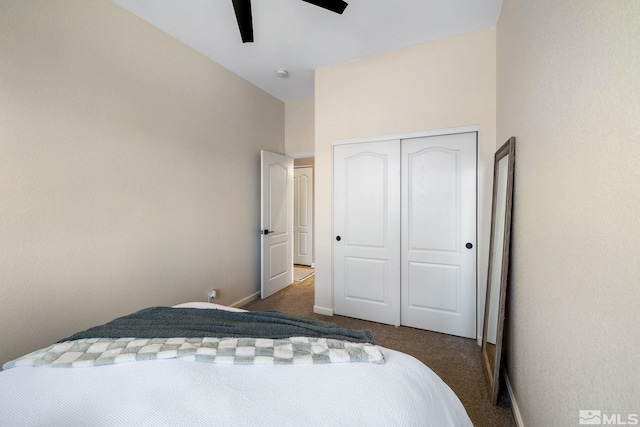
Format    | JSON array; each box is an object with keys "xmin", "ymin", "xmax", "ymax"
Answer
[
  {"xmin": 232, "ymin": 0, "xmax": 254, "ymax": 43},
  {"xmin": 301, "ymin": 0, "xmax": 348, "ymax": 15}
]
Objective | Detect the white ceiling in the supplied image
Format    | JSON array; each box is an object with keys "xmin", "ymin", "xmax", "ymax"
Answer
[{"xmin": 112, "ymin": 0, "xmax": 503, "ymax": 102}]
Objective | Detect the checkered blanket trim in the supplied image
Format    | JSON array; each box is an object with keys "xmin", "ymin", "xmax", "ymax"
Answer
[{"xmin": 3, "ymin": 337, "xmax": 385, "ymax": 369}]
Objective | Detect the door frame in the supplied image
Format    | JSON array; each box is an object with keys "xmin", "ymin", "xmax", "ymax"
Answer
[
  {"xmin": 332, "ymin": 126, "xmax": 480, "ymax": 146},
  {"xmin": 330, "ymin": 125, "xmax": 480, "ymax": 326}
]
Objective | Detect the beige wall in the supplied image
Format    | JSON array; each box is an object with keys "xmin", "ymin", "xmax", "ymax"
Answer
[
  {"xmin": 314, "ymin": 28, "xmax": 497, "ymax": 339},
  {"xmin": 497, "ymin": 0, "xmax": 640, "ymax": 424},
  {"xmin": 285, "ymin": 97, "xmax": 315, "ymax": 157},
  {"xmin": 0, "ymin": 0, "xmax": 284, "ymax": 366}
]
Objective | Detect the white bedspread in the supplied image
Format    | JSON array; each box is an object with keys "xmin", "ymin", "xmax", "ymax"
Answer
[{"xmin": 0, "ymin": 303, "xmax": 473, "ymax": 426}]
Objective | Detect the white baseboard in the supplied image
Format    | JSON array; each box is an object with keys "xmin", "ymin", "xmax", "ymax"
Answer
[
  {"xmin": 313, "ymin": 305, "xmax": 334, "ymax": 316},
  {"xmin": 503, "ymin": 368, "xmax": 525, "ymax": 427},
  {"xmin": 230, "ymin": 292, "xmax": 260, "ymax": 308}
]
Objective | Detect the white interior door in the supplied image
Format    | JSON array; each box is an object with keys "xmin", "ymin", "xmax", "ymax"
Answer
[
  {"xmin": 333, "ymin": 141, "xmax": 401, "ymax": 326},
  {"xmin": 294, "ymin": 167, "xmax": 314, "ymax": 266},
  {"xmin": 400, "ymin": 132, "xmax": 477, "ymax": 338},
  {"xmin": 261, "ymin": 151, "xmax": 294, "ymax": 299}
]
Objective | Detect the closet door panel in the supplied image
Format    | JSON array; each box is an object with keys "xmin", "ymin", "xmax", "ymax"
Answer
[
  {"xmin": 408, "ymin": 148, "xmax": 459, "ymax": 252},
  {"xmin": 345, "ymin": 155, "xmax": 386, "ymax": 247},
  {"xmin": 407, "ymin": 261, "xmax": 460, "ymax": 312},
  {"xmin": 401, "ymin": 132, "xmax": 477, "ymax": 339},
  {"xmin": 345, "ymin": 257, "xmax": 386, "ymax": 303},
  {"xmin": 333, "ymin": 141, "xmax": 401, "ymax": 326}
]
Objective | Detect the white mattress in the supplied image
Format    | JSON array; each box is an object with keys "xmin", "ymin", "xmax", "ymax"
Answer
[{"xmin": 0, "ymin": 303, "xmax": 472, "ymax": 426}]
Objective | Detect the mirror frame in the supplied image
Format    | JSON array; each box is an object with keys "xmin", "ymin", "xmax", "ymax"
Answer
[{"xmin": 482, "ymin": 137, "xmax": 516, "ymax": 405}]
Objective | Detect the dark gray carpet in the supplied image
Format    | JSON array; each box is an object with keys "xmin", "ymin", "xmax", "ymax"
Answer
[{"xmin": 242, "ymin": 276, "xmax": 515, "ymax": 427}]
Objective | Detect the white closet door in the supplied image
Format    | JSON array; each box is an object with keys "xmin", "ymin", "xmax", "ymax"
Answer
[
  {"xmin": 333, "ymin": 141, "xmax": 401, "ymax": 326},
  {"xmin": 400, "ymin": 132, "xmax": 477, "ymax": 338}
]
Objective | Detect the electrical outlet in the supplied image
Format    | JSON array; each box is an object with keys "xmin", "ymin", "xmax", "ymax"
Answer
[{"xmin": 208, "ymin": 289, "xmax": 218, "ymax": 303}]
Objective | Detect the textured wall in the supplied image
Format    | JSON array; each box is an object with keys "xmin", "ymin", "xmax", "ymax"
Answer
[
  {"xmin": 497, "ymin": 0, "xmax": 640, "ymax": 424},
  {"xmin": 285, "ymin": 97, "xmax": 315, "ymax": 156},
  {"xmin": 314, "ymin": 28, "xmax": 497, "ymax": 339},
  {"xmin": 0, "ymin": 0, "xmax": 284, "ymax": 366}
]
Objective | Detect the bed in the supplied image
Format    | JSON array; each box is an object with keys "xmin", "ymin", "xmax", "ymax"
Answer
[{"xmin": 0, "ymin": 302, "xmax": 472, "ymax": 426}]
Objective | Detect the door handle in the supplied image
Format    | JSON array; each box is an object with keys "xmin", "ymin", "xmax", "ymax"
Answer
[
  {"xmin": 261, "ymin": 229, "xmax": 274, "ymax": 235},
  {"xmin": 336, "ymin": 236, "xmax": 341, "ymax": 242},
  {"xmin": 465, "ymin": 242, "xmax": 473, "ymax": 249}
]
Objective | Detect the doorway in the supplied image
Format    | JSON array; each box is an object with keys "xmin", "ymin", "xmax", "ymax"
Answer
[
  {"xmin": 260, "ymin": 153, "xmax": 315, "ymax": 299},
  {"xmin": 293, "ymin": 157, "xmax": 315, "ymax": 283},
  {"xmin": 294, "ymin": 166, "xmax": 314, "ymax": 266}
]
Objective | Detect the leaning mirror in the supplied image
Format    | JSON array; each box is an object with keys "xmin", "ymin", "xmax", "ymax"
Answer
[{"xmin": 482, "ymin": 137, "xmax": 516, "ymax": 405}]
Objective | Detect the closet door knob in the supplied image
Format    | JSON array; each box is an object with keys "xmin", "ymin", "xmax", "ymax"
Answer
[
  {"xmin": 336, "ymin": 236, "xmax": 342, "ymax": 242},
  {"xmin": 465, "ymin": 242, "xmax": 473, "ymax": 249}
]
